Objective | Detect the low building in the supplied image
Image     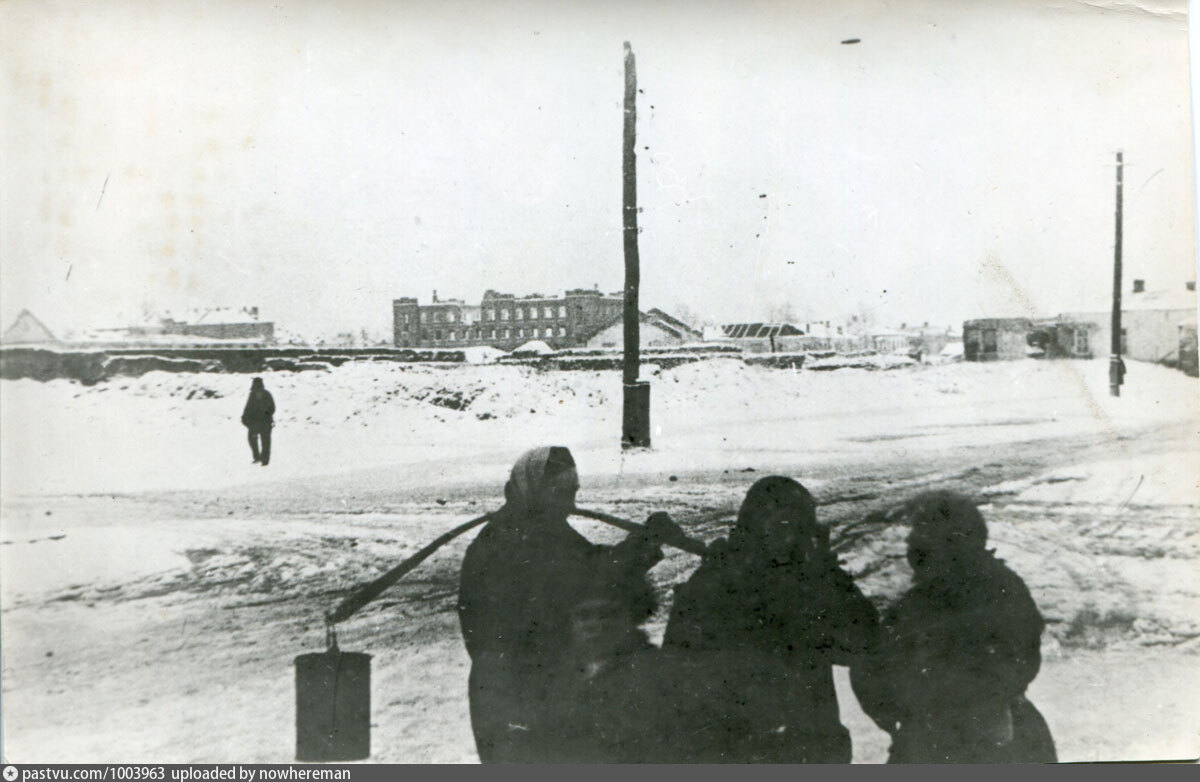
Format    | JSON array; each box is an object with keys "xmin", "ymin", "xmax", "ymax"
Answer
[
  {"xmin": 583, "ymin": 310, "xmax": 702, "ymax": 349},
  {"xmin": 86, "ymin": 307, "xmax": 274, "ymax": 345},
  {"xmin": 798, "ymin": 320, "xmax": 847, "ymax": 339},
  {"xmin": 719, "ymin": 322, "xmax": 805, "ymax": 353},
  {"xmin": 1, "ymin": 310, "xmax": 57, "ymax": 345},
  {"xmin": 869, "ymin": 329, "xmax": 913, "ymax": 354},
  {"xmin": 646, "ymin": 309, "xmax": 704, "ymax": 342},
  {"xmin": 1059, "ymin": 280, "xmax": 1197, "ymax": 365},
  {"xmin": 963, "ymin": 317, "xmax": 1095, "ymax": 361},
  {"xmin": 905, "ymin": 323, "xmax": 956, "ymax": 358}
]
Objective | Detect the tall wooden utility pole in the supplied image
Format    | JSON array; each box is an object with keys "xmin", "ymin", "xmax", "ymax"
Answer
[
  {"xmin": 621, "ymin": 42, "xmax": 651, "ymax": 448},
  {"xmin": 1110, "ymin": 151, "xmax": 1125, "ymax": 397}
]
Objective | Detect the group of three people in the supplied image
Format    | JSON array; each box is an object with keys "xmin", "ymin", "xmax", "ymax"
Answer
[{"xmin": 457, "ymin": 446, "xmax": 1056, "ymax": 764}]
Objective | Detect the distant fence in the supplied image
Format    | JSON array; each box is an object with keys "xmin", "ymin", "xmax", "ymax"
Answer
[
  {"xmin": 736, "ymin": 336, "xmax": 873, "ymax": 354},
  {"xmin": 0, "ymin": 347, "xmax": 465, "ymax": 384},
  {"xmin": 499, "ymin": 344, "xmax": 743, "ymax": 371},
  {"xmin": 0, "ymin": 342, "xmax": 928, "ymax": 384}
]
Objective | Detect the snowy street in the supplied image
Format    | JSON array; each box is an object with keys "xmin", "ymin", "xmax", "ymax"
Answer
[{"xmin": 2, "ymin": 358, "xmax": 1197, "ymax": 762}]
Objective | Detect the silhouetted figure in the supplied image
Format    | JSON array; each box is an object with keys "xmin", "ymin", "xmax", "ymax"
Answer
[
  {"xmin": 456, "ymin": 446, "xmax": 682, "ymax": 763},
  {"xmin": 241, "ymin": 377, "xmax": 275, "ymax": 466},
  {"xmin": 663, "ymin": 476, "xmax": 878, "ymax": 763},
  {"xmin": 534, "ymin": 564, "xmax": 693, "ymax": 762},
  {"xmin": 850, "ymin": 491, "xmax": 1056, "ymax": 763}
]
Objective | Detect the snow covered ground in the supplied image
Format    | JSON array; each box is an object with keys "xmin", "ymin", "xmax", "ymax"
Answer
[
  {"xmin": 1, "ymin": 357, "xmax": 1197, "ymax": 762},
  {"xmin": 2, "ymin": 356, "xmax": 1193, "ymax": 498}
]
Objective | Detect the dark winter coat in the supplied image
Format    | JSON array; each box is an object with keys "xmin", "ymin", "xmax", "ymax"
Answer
[
  {"xmin": 662, "ymin": 537, "xmax": 879, "ymax": 763},
  {"xmin": 850, "ymin": 553, "xmax": 1056, "ymax": 763},
  {"xmin": 241, "ymin": 389, "xmax": 275, "ymax": 429},
  {"xmin": 457, "ymin": 515, "xmax": 662, "ymax": 763},
  {"xmin": 534, "ymin": 636, "xmax": 723, "ymax": 763}
]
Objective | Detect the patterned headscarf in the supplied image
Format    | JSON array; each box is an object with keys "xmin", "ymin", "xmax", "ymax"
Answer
[{"xmin": 501, "ymin": 446, "xmax": 577, "ymax": 519}]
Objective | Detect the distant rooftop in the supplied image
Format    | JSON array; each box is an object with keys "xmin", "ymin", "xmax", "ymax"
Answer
[{"xmin": 722, "ymin": 323, "xmax": 805, "ymax": 339}]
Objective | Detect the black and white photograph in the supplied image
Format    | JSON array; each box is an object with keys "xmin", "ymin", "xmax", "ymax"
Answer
[{"xmin": 1, "ymin": 0, "xmax": 1197, "ymax": 764}]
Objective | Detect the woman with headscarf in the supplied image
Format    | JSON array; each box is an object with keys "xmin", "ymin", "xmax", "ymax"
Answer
[
  {"xmin": 456, "ymin": 446, "xmax": 683, "ymax": 763},
  {"xmin": 849, "ymin": 491, "xmax": 1056, "ymax": 763},
  {"xmin": 662, "ymin": 476, "xmax": 878, "ymax": 763},
  {"xmin": 241, "ymin": 377, "xmax": 275, "ymax": 466}
]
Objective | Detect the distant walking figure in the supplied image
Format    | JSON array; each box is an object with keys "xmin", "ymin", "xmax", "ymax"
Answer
[
  {"xmin": 241, "ymin": 377, "xmax": 275, "ymax": 466},
  {"xmin": 850, "ymin": 491, "xmax": 1056, "ymax": 763}
]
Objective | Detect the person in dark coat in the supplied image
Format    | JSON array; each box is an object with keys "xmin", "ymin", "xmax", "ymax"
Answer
[
  {"xmin": 456, "ymin": 446, "xmax": 684, "ymax": 763},
  {"xmin": 850, "ymin": 491, "xmax": 1057, "ymax": 763},
  {"xmin": 662, "ymin": 476, "xmax": 879, "ymax": 763},
  {"xmin": 241, "ymin": 377, "xmax": 275, "ymax": 466},
  {"xmin": 537, "ymin": 564, "xmax": 690, "ymax": 762}
]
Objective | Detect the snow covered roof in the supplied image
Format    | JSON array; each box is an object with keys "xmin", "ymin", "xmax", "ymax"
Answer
[
  {"xmin": 1123, "ymin": 288, "xmax": 1198, "ymax": 312},
  {"xmin": 646, "ymin": 308, "xmax": 703, "ymax": 339},
  {"xmin": 462, "ymin": 345, "xmax": 508, "ymax": 364},
  {"xmin": 2, "ymin": 309, "xmax": 57, "ymax": 344},
  {"xmin": 722, "ymin": 323, "xmax": 804, "ymax": 339},
  {"xmin": 511, "ymin": 340, "xmax": 555, "ymax": 355}
]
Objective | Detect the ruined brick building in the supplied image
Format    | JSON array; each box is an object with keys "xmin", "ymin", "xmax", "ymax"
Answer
[{"xmin": 393, "ymin": 288, "xmax": 699, "ymax": 351}]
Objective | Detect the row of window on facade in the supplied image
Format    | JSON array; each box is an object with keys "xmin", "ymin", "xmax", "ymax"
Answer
[
  {"xmin": 971, "ymin": 327, "xmax": 1094, "ymax": 354},
  {"xmin": 401, "ymin": 305, "xmax": 569, "ymax": 326},
  {"xmin": 399, "ymin": 326, "xmax": 569, "ymax": 341}
]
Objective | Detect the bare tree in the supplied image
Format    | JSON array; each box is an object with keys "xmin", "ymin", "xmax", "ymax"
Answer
[
  {"xmin": 767, "ymin": 301, "xmax": 800, "ymax": 324},
  {"xmin": 671, "ymin": 302, "xmax": 713, "ymax": 330},
  {"xmin": 846, "ymin": 302, "xmax": 877, "ymax": 336}
]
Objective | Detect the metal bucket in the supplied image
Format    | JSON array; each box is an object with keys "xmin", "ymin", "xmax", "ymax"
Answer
[{"xmin": 294, "ymin": 645, "xmax": 372, "ymax": 762}]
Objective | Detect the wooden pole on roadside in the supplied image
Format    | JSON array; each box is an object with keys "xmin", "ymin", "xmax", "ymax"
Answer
[
  {"xmin": 622, "ymin": 41, "xmax": 651, "ymax": 447},
  {"xmin": 1110, "ymin": 151, "xmax": 1124, "ymax": 397}
]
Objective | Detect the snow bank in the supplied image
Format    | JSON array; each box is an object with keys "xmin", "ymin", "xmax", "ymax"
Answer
[
  {"xmin": 1, "ymin": 358, "xmax": 1196, "ymax": 497},
  {"xmin": 510, "ymin": 340, "xmax": 554, "ymax": 356},
  {"xmin": 461, "ymin": 346, "xmax": 507, "ymax": 364}
]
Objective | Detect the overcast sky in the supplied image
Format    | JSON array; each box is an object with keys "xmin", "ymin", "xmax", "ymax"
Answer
[{"xmin": 1, "ymin": 0, "xmax": 1193, "ymax": 338}]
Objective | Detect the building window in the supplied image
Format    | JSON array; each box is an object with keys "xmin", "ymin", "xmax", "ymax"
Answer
[
  {"xmin": 486, "ymin": 310, "xmax": 495, "ymax": 321},
  {"xmin": 515, "ymin": 308, "xmax": 524, "ymax": 320},
  {"xmin": 518, "ymin": 328, "xmax": 525, "ymax": 338},
  {"xmin": 403, "ymin": 314, "xmax": 410, "ymax": 324},
  {"xmin": 981, "ymin": 329, "xmax": 997, "ymax": 354},
  {"xmin": 420, "ymin": 312, "xmax": 427, "ymax": 323},
  {"xmin": 448, "ymin": 330, "xmax": 456, "ymax": 340},
  {"xmin": 542, "ymin": 306, "xmax": 552, "ymax": 319},
  {"xmin": 501, "ymin": 309, "xmax": 510, "ymax": 321},
  {"xmin": 530, "ymin": 307, "xmax": 538, "ymax": 319},
  {"xmin": 1074, "ymin": 330, "xmax": 1089, "ymax": 354},
  {"xmin": 503, "ymin": 328, "xmax": 511, "ymax": 338},
  {"xmin": 435, "ymin": 330, "xmax": 443, "ymax": 340},
  {"xmin": 558, "ymin": 305, "xmax": 566, "ymax": 318},
  {"xmin": 447, "ymin": 312, "xmax": 456, "ymax": 323},
  {"xmin": 490, "ymin": 329, "xmax": 497, "ymax": 338},
  {"xmin": 558, "ymin": 327, "xmax": 566, "ymax": 337}
]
